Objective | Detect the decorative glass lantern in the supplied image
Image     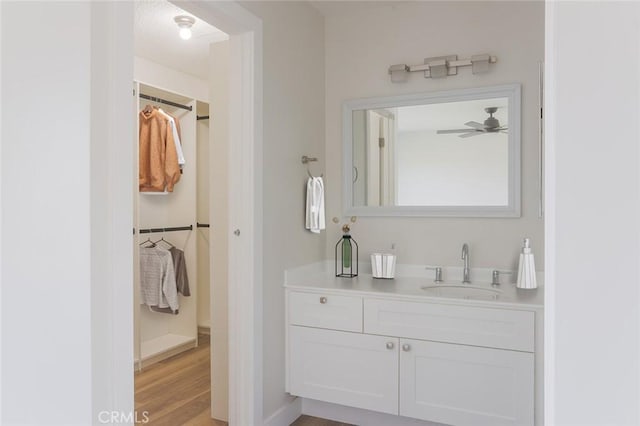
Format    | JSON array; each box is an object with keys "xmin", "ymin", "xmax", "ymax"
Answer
[{"xmin": 335, "ymin": 224, "xmax": 358, "ymax": 278}]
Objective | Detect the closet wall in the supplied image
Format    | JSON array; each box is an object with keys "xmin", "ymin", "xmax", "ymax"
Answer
[
  {"xmin": 133, "ymin": 57, "xmax": 210, "ymax": 366},
  {"xmin": 197, "ymin": 101, "xmax": 211, "ymax": 330}
]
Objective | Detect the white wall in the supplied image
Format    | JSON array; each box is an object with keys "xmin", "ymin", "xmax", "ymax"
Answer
[
  {"xmin": 238, "ymin": 1, "xmax": 327, "ymax": 421},
  {"xmin": 546, "ymin": 2, "xmax": 640, "ymax": 425},
  {"xmin": 325, "ymin": 1, "xmax": 544, "ymax": 270},
  {"xmin": 396, "ymin": 130, "xmax": 508, "ymax": 206},
  {"xmin": 1, "ymin": 3, "xmax": 92, "ymax": 424},
  {"xmin": 1, "ymin": 2, "xmax": 134, "ymax": 423},
  {"xmin": 91, "ymin": 2, "xmax": 135, "ymax": 421},
  {"xmin": 135, "ymin": 56, "xmax": 208, "ymax": 102}
]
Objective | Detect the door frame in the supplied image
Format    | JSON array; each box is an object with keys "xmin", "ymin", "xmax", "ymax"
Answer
[
  {"xmin": 157, "ymin": 2, "xmax": 264, "ymax": 424},
  {"xmin": 181, "ymin": 3, "xmax": 264, "ymax": 424},
  {"xmin": 98, "ymin": 1, "xmax": 263, "ymax": 424}
]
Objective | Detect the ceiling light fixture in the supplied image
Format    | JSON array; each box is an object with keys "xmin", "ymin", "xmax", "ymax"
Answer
[{"xmin": 174, "ymin": 15, "xmax": 195, "ymax": 40}]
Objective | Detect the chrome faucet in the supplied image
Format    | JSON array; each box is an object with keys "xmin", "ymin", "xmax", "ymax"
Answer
[{"xmin": 461, "ymin": 243, "xmax": 471, "ymax": 283}]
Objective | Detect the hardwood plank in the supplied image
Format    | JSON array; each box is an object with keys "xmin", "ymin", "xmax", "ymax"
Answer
[
  {"xmin": 135, "ymin": 334, "xmax": 226, "ymax": 425},
  {"xmin": 135, "ymin": 335, "xmax": 348, "ymax": 426},
  {"xmin": 291, "ymin": 415, "xmax": 354, "ymax": 426}
]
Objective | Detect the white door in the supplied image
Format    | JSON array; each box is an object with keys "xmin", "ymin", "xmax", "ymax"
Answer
[
  {"xmin": 289, "ymin": 326, "xmax": 398, "ymax": 415},
  {"xmin": 399, "ymin": 339, "xmax": 534, "ymax": 426}
]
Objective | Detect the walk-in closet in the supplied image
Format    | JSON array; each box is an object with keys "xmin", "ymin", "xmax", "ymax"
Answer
[
  {"xmin": 134, "ymin": 83, "xmax": 206, "ymax": 365},
  {"xmin": 133, "ymin": 1, "xmax": 229, "ymax": 423}
]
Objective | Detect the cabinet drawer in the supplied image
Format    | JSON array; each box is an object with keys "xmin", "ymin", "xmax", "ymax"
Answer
[
  {"xmin": 288, "ymin": 291, "xmax": 362, "ymax": 332},
  {"xmin": 364, "ymin": 299, "xmax": 534, "ymax": 352}
]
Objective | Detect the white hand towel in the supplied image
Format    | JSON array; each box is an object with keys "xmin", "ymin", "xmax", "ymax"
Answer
[{"xmin": 305, "ymin": 177, "xmax": 325, "ymax": 233}]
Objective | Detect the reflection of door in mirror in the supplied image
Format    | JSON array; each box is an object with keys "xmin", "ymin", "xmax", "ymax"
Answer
[
  {"xmin": 353, "ymin": 110, "xmax": 395, "ymax": 206},
  {"xmin": 367, "ymin": 110, "xmax": 395, "ymax": 206}
]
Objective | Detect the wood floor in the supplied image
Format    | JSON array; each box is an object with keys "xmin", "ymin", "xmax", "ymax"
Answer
[
  {"xmin": 135, "ymin": 335, "xmax": 348, "ymax": 425},
  {"xmin": 135, "ymin": 333, "xmax": 226, "ymax": 426},
  {"xmin": 291, "ymin": 415, "xmax": 353, "ymax": 426}
]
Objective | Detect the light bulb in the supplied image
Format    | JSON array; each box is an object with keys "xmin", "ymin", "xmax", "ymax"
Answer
[
  {"xmin": 179, "ymin": 27, "xmax": 192, "ymax": 40},
  {"xmin": 174, "ymin": 15, "xmax": 195, "ymax": 40}
]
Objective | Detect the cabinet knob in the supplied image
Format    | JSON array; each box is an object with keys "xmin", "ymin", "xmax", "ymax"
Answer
[
  {"xmin": 402, "ymin": 343, "xmax": 411, "ymax": 352},
  {"xmin": 386, "ymin": 342, "xmax": 395, "ymax": 350},
  {"xmin": 319, "ymin": 297, "xmax": 327, "ymax": 304}
]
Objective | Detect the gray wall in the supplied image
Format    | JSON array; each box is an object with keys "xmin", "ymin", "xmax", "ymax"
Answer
[
  {"xmin": 324, "ymin": 2, "xmax": 545, "ymax": 271},
  {"xmin": 239, "ymin": 1, "xmax": 327, "ymax": 420}
]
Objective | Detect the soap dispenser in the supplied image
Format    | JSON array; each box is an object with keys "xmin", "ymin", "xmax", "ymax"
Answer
[{"xmin": 516, "ymin": 238, "xmax": 537, "ymax": 289}]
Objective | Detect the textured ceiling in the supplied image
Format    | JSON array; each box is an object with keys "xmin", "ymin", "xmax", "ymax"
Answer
[
  {"xmin": 134, "ymin": 0, "xmax": 228, "ymax": 80},
  {"xmin": 308, "ymin": 1, "xmax": 405, "ymax": 17}
]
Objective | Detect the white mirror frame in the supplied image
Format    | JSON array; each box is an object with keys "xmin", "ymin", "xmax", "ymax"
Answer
[{"xmin": 343, "ymin": 84, "xmax": 521, "ymax": 217}]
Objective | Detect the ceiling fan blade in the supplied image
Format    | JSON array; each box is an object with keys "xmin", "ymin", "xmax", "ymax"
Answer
[
  {"xmin": 437, "ymin": 129, "xmax": 472, "ymax": 134},
  {"xmin": 464, "ymin": 121, "xmax": 486, "ymax": 130},
  {"xmin": 459, "ymin": 132, "xmax": 481, "ymax": 138}
]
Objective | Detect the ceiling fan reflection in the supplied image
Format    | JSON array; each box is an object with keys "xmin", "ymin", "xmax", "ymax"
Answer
[{"xmin": 436, "ymin": 107, "xmax": 508, "ymax": 138}]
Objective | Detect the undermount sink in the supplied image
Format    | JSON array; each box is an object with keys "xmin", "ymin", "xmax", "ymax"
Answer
[{"xmin": 420, "ymin": 284, "xmax": 502, "ymax": 300}]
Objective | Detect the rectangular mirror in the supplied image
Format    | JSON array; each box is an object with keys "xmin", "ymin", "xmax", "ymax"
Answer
[{"xmin": 343, "ymin": 84, "xmax": 521, "ymax": 217}]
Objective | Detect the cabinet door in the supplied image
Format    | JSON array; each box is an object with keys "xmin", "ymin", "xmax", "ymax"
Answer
[
  {"xmin": 289, "ymin": 326, "xmax": 399, "ymax": 415},
  {"xmin": 399, "ymin": 339, "xmax": 534, "ymax": 426}
]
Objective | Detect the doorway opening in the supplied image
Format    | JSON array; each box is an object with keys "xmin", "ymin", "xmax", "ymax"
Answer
[{"xmin": 126, "ymin": 1, "xmax": 263, "ymax": 424}]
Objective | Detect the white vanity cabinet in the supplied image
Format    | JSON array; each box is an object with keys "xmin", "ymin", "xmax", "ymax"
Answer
[
  {"xmin": 286, "ymin": 288, "xmax": 540, "ymax": 426},
  {"xmin": 399, "ymin": 338, "xmax": 533, "ymax": 426},
  {"xmin": 289, "ymin": 326, "xmax": 399, "ymax": 414}
]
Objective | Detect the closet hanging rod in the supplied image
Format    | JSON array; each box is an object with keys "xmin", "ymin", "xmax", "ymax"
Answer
[
  {"xmin": 139, "ymin": 93, "xmax": 193, "ymax": 111},
  {"xmin": 134, "ymin": 225, "xmax": 193, "ymax": 235},
  {"xmin": 197, "ymin": 115, "xmax": 209, "ymax": 121},
  {"xmin": 197, "ymin": 222, "xmax": 210, "ymax": 228}
]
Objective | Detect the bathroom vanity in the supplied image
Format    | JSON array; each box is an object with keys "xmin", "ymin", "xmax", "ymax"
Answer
[{"xmin": 285, "ymin": 263, "xmax": 543, "ymax": 426}]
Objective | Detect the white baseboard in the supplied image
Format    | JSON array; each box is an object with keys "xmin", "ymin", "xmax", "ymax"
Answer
[
  {"xmin": 264, "ymin": 397, "xmax": 302, "ymax": 426},
  {"xmin": 302, "ymin": 398, "xmax": 443, "ymax": 426}
]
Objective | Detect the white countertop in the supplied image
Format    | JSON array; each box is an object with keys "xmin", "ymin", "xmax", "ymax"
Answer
[{"xmin": 285, "ymin": 262, "xmax": 544, "ymax": 310}]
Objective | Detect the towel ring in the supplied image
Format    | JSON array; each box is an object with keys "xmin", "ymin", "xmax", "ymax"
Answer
[{"xmin": 302, "ymin": 155, "xmax": 323, "ymax": 178}]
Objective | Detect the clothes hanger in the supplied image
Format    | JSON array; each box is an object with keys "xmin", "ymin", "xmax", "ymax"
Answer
[
  {"xmin": 139, "ymin": 237, "xmax": 155, "ymax": 247},
  {"xmin": 153, "ymin": 236, "xmax": 175, "ymax": 249},
  {"xmin": 143, "ymin": 104, "xmax": 154, "ymax": 114},
  {"xmin": 152, "ymin": 229, "xmax": 175, "ymax": 249}
]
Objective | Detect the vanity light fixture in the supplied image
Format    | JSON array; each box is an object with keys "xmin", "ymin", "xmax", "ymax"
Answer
[
  {"xmin": 174, "ymin": 15, "xmax": 196, "ymax": 40},
  {"xmin": 389, "ymin": 64, "xmax": 410, "ymax": 83},
  {"xmin": 388, "ymin": 54, "xmax": 497, "ymax": 83}
]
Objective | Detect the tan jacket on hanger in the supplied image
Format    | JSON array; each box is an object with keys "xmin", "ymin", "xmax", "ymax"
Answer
[{"xmin": 139, "ymin": 109, "xmax": 181, "ymax": 192}]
